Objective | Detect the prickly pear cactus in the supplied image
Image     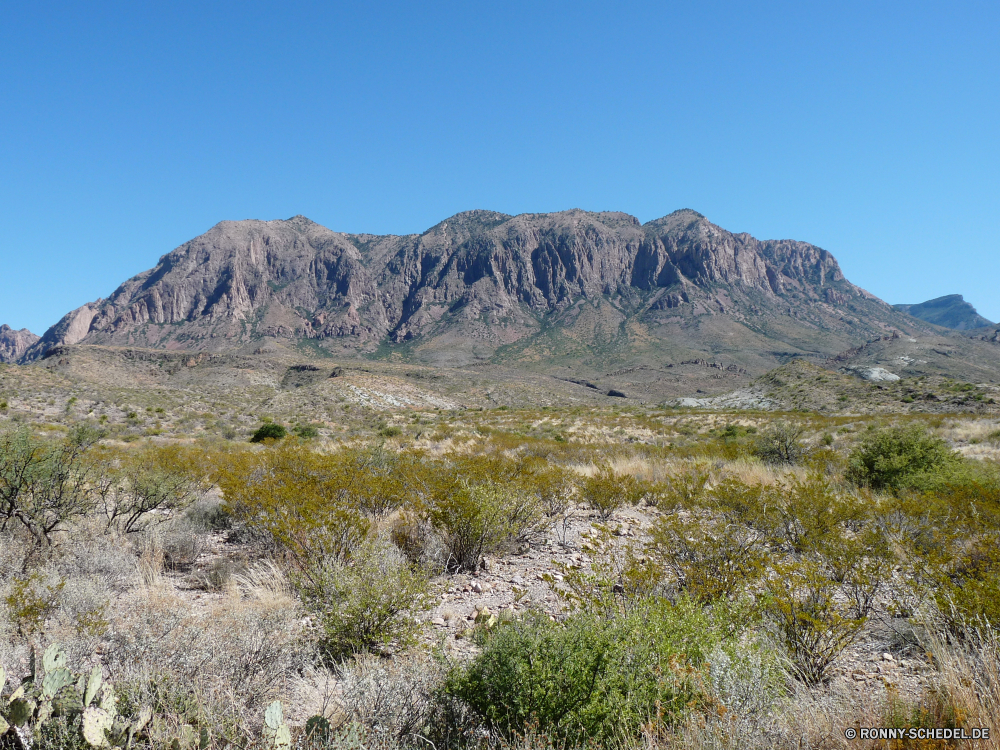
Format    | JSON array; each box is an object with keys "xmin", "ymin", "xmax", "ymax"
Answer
[
  {"xmin": 262, "ymin": 701, "xmax": 291, "ymax": 750},
  {"xmin": 84, "ymin": 665, "xmax": 103, "ymax": 707},
  {"xmin": 51, "ymin": 684, "xmax": 84, "ymax": 717},
  {"xmin": 82, "ymin": 706, "xmax": 114, "ymax": 748},
  {"xmin": 305, "ymin": 715, "xmax": 331, "ymax": 742},
  {"xmin": 1, "ymin": 644, "xmax": 152, "ymax": 750},
  {"xmin": 42, "ymin": 666, "xmax": 74, "ymax": 698},
  {"xmin": 8, "ymin": 698, "xmax": 36, "ymax": 727},
  {"xmin": 42, "ymin": 643, "xmax": 68, "ymax": 674}
]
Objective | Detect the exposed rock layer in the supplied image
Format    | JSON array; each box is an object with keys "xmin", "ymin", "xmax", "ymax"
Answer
[
  {"xmin": 894, "ymin": 294, "xmax": 994, "ymax": 331},
  {"xmin": 20, "ymin": 209, "xmax": 933, "ymax": 371},
  {"xmin": 0, "ymin": 325, "xmax": 39, "ymax": 364}
]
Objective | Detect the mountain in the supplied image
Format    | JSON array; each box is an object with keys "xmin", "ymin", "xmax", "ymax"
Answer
[
  {"xmin": 893, "ymin": 294, "xmax": 994, "ymax": 331},
  {"xmin": 19, "ymin": 209, "xmax": 940, "ymax": 380},
  {"xmin": 0, "ymin": 325, "xmax": 39, "ymax": 364}
]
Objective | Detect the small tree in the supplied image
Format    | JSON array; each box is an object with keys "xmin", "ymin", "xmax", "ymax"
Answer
[
  {"xmin": 751, "ymin": 421, "xmax": 805, "ymax": 465},
  {"xmin": 430, "ymin": 479, "xmax": 544, "ymax": 572},
  {"xmin": 0, "ymin": 426, "xmax": 103, "ymax": 549},
  {"xmin": 250, "ymin": 423, "xmax": 287, "ymax": 443},
  {"xmin": 846, "ymin": 424, "xmax": 956, "ymax": 492},
  {"xmin": 765, "ymin": 560, "xmax": 867, "ymax": 684}
]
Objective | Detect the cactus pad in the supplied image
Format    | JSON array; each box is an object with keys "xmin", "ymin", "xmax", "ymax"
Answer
[
  {"xmin": 84, "ymin": 665, "xmax": 103, "ymax": 707},
  {"xmin": 52, "ymin": 684, "xmax": 85, "ymax": 717},
  {"xmin": 42, "ymin": 666, "xmax": 74, "ymax": 698},
  {"xmin": 263, "ymin": 701, "xmax": 284, "ymax": 730},
  {"xmin": 42, "ymin": 644, "xmax": 68, "ymax": 674},
  {"xmin": 82, "ymin": 706, "xmax": 113, "ymax": 748},
  {"xmin": 98, "ymin": 683, "xmax": 118, "ymax": 718},
  {"xmin": 8, "ymin": 698, "xmax": 36, "ymax": 726},
  {"xmin": 133, "ymin": 705, "xmax": 152, "ymax": 732}
]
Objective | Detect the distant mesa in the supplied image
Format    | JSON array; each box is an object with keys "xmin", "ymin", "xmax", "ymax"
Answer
[
  {"xmin": 9, "ymin": 208, "xmax": 975, "ymax": 378},
  {"xmin": 0, "ymin": 324, "xmax": 39, "ymax": 364},
  {"xmin": 893, "ymin": 294, "xmax": 994, "ymax": 331}
]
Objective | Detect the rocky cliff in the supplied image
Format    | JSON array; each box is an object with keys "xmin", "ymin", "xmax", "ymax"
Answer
[
  {"xmin": 0, "ymin": 325, "xmax": 39, "ymax": 363},
  {"xmin": 894, "ymin": 294, "xmax": 994, "ymax": 331},
  {"xmin": 20, "ymin": 209, "xmax": 930, "ymax": 372}
]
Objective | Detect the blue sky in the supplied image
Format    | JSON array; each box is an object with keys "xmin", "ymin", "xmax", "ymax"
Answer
[{"xmin": 2, "ymin": 0, "xmax": 998, "ymax": 334}]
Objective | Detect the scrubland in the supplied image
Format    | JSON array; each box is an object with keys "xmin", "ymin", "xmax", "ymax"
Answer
[{"xmin": 2, "ymin": 395, "xmax": 1000, "ymax": 749}]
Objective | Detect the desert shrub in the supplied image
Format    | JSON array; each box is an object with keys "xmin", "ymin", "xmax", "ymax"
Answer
[
  {"xmin": 335, "ymin": 652, "xmax": 448, "ymax": 743},
  {"xmin": 750, "ymin": 421, "xmax": 805, "ymax": 465},
  {"xmin": 846, "ymin": 424, "xmax": 957, "ymax": 492},
  {"xmin": 292, "ymin": 423, "xmax": 321, "ymax": 439},
  {"xmin": 52, "ymin": 534, "xmax": 139, "ymax": 594},
  {"xmin": 429, "ymin": 477, "xmax": 545, "ymax": 572},
  {"xmin": 660, "ymin": 464, "xmax": 711, "ymax": 508},
  {"xmin": 648, "ymin": 513, "xmax": 768, "ymax": 602},
  {"xmin": 579, "ymin": 466, "xmax": 644, "ymax": 520},
  {"xmin": 529, "ymin": 464, "xmax": 573, "ymax": 517},
  {"xmin": 933, "ymin": 539, "xmax": 1000, "ymax": 630},
  {"xmin": 216, "ymin": 442, "xmax": 372, "ymax": 565},
  {"xmin": 765, "ymin": 559, "xmax": 867, "ymax": 684},
  {"xmin": 295, "ymin": 538, "xmax": 429, "ymax": 661},
  {"xmin": 0, "ymin": 425, "xmax": 103, "ymax": 548},
  {"xmin": 104, "ymin": 584, "xmax": 306, "ymax": 733},
  {"xmin": 249, "ymin": 423, "xmax": 287, "ymax": 442},
  {"xmin": 390, "ymin": 510, "xmax": 446, "ymax": 571},
  {"xmin": 703, "ymin": 477, "xmax": 777, "ymax": 532},
  {"xmin": 444, "ymin": 599, "xmax": 725, "ymax": 745},
  {"xmin": 3, "ymin": 569, "xmax": 64, "ymax": 635},
  {"xmin": 339, "ymin": 444, "xmax": 415, "ymax": 518},
  {"xmin": 217, "ymin": 444, "xmax": 429, "ymax": 656},
  {"xmin": 184, "ymin": 494, "xmax": 233, "ymax": 531},
  {"xmin": 94, "ymin": 444, "xmax": 204, "ymax": 534}
]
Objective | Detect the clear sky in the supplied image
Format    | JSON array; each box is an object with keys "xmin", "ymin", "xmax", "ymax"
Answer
[{"xmin": 2, "ymin": 0, "xmax": 998, "ymax": 334}]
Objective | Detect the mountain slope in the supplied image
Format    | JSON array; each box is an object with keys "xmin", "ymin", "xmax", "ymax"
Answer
[
  {"xmin": 894, "ymin": 294, "xmax": 994, "ymax": 330},
  {"xmin": 20, "ymin": 209, "xmax": 938, "ymax": 379},
  {"xmin": 0, "ymin": 325, "xmax": 39, "ymax": 363}
]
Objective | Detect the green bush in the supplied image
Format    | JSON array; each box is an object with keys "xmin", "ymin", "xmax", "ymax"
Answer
[
  {"xmin": 750, "ymin": 421, "xmax": 805, "ymax": 465},
  {"xmin": 579, "ymin": 467, "xmax": 644, "ymax": 520},
  {"xmin": 846, "ymin": 424, "xmax": 958, "ymax": 492},
  {"xmin": 429, "ymin": 478, "xmax": 544, "ymax": 572},
  {"xmin": 444, "ymin": 599, "xmax": 721, "ymax": 745},
  {"xmin": 292, "ymin": 423, "xmax": 321, "ymax": 439},
  {"xmin": 296, "ymin": 538, "xmax": 429, "ymax": 661},
  {"xmin": 765, "ymin": 560, "xmax": 867, "ymax": 684},
  {"xmin": 249, "ymin": 423, "xmax": 287, "ymax": 443}
]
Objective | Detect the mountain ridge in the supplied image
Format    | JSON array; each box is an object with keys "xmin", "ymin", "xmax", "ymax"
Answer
[
  {"xmin": 0, "ymin": 324, "xmax": 39, "ymax": 364},
  {"xmin": 894, "ymin": 294, "xmax": 994, "ymax": 331},
  {"xmin": 17, "ymin": 209, "xmax": 944, "ymax": 377}
]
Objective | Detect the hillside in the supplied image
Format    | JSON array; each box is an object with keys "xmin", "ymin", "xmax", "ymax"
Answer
[
  {"xmin": 20, "ymin": 209, "xmax": 944, "ymax": 385},
  {"xmin": 0, "ymin": 324, "xmax": 38, "ymax": 363},
  {"xmin": 894, "ymin": 294, "xmax": 994, "ymax": 330}
]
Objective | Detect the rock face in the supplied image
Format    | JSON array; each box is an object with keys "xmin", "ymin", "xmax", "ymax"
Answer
[
  {"xmin": 20, "ymin": 209, "xmax": 927, "ymax": 370},
  {"xmin": 894, "ymin": 295, "xmax": 994, "ymax": 331},
  {"xmin": 0, "ymin": 325, "xmax": 39, "ymax": 363},
  {"xmin": 840, "ymin": 365, "xmax": 901, "ymax": 382}
]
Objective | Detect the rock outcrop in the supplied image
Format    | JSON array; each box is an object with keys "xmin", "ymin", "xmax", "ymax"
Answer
[
  {"xmin": 894, "ymin": 294, "xmax": 994, "ymax": 330},
  {"xmin": 0, "ymin": 325, "xmax": 39, "ymax": 363},
  {"xmin": 20, "ymin": 209, "xmax": 925, "ymax": 369}
]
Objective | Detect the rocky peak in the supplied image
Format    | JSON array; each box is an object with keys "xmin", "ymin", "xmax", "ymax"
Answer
[
  {"xmin": 894, "ymin": 294, "xmax": 994, "ymax": 330},
  {"xmin": 0, "ymin": 324, "xmax": 39, "ymax": 364},
  {"xmin": 18, "ymin": 208, "xmax": 914, "ymax": 367}
]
